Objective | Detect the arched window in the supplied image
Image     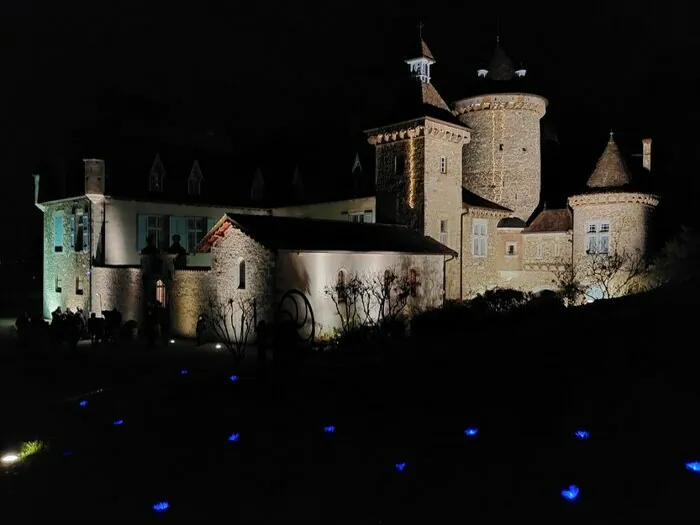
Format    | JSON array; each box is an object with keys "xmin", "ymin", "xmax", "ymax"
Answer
[
  {"xmin": 337, "ymin": 270, "xmax": 347, "ymax": 303},
  {"xmin": 155, "ymin": 279, "xmax": 166, "ymax": 305},
  {"xmin": 408, "ymin": 269, "xmax": 419, "ymax": 297},
  {"xmin": 238, "ymin": 259, "xmax": 246, "ymax": 289}
]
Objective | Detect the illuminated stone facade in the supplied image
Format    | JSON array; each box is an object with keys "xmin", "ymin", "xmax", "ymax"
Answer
[{"xmin": 35, "ymin": 38, "xmax": 661, "ymax": 334}]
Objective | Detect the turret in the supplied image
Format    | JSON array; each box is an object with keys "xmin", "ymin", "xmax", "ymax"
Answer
[{"xmin": 454, "ymin": 38, "xmax": 546, "ymax": 222}]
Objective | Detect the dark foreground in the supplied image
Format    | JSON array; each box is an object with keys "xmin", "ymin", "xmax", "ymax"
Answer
[{"xmin": 1, "ymin": 293, "xmax": 700, "ymax": 523}]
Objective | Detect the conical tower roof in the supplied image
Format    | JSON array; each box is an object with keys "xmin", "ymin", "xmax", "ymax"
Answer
[
  {"xmin": 487, "ymin": 43, "xmax": 516, "ymax": 81},
  {"xmin": 408, "ymin": 39, "xmax": 435, "ymax": 62},
  {"xmin": 586, "ymin": 133, "xmax": 633, "ymax": 189}
]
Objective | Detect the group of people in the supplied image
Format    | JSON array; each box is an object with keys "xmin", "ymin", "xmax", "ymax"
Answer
[{"xmin": 15, "ymin": 306, "xmax": 125, "ymax": 349}]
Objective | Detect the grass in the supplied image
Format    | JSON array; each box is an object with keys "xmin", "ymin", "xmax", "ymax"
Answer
[{"xmin": 1, "ymin": 290, "xmax": 700, "ymax": 523}]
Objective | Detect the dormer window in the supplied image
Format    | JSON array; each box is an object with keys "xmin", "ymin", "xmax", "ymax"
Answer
[
  {"xmin": 149, "ymin": 171, "xmax": 164, "ymax": 192},
  {"xmin": 188, "ymin": 177, "xmax": 201, "ymax": 195}
]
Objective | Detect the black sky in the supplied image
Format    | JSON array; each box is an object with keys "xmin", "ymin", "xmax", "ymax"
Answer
[{"xmin": 1, "ymin": 0, "xmax": 697, "ymax": 258}]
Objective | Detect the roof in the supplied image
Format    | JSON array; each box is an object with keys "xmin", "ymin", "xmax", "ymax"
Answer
[
  {"xmin": 407, "ymin": 39, "xmax": 435, "ymax": 61},
  {"xmin": 195, "ymin": 214, "xmax": 457, "ymax": 256},
  {"xmin": 523, "ymin": 208, "xmax": 572, "ymax": 233},
  {"xmin": 497, "ymin": 217, "xmax": 526, "ymax": 228},
  {"xmin": 462, "ymin": 188, "xmax": 512, "ymax": 212},
  {"xmin": 586, "ymin": 135, "xmax": 633, "ymax": 189},
  {"xmin": 487, "ymin": 44, "xmax": 516, "ymax": 81}
]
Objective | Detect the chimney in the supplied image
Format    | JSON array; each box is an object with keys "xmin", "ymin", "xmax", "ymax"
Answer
[
  {"xmin": 33, "ymin": 174, "xmax": 43, "ymax": 210},
  {"xmin": 84, "ymin": 158, "xmax": 106, "ymax": 195},
  {"xmin": 642, "ymin": 138, "xmax": 652, "ymax": 171}
]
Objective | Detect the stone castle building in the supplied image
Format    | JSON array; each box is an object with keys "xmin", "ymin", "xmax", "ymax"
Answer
[{"xmin": 34, "ymin": 36, "xmax": 659, "ymax": 339}]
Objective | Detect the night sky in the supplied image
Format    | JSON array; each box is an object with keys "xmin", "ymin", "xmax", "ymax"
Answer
[{"xmin": 1, "ymin": 0, "xmax": 696, "ymax": 261}]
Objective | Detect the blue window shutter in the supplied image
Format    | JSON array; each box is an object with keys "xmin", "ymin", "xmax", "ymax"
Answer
[
  {"xmin": 168, "ymin": 216, "xmax": 178, "ymax": 249},
  {"xmin": 82, "ymin": 214, "xmax": 89, "ymax": 253},
  {"xmin": 137, "ymin": 214, "xmax": 148, "ymax": 252},
  {"xmin": 178, "ymin": 217, "xmax": 189, "ymax": 251},
  {"xmin": 69, "ymin": 215, "xmax": 76, "ymax": 249},
  {"xmin": 54, "ymin": 215, "xmax": 63, "ymax": 249}
]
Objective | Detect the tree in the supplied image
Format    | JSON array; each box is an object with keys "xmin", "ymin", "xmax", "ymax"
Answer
[
  {"xmin": 206, "ymin": 295, "xmax": 257, "ymax": 363},
  {"xmin": 653, "ymin": 226, "xmax": 700, "ymax": 285},
  {"xmin": 323, "ymin": 268, "xmax": 412, "ymax": 335},
  {"xmin": 553, "ymin": 248, "xmax": 649, "ymax": 304}
]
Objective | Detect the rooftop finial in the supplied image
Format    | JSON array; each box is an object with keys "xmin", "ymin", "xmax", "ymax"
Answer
[
  {"xmin": 609, "ymin": 129, "xmax": 614, "ymax": 142},
  {"xmin": 418, "ymin": 20, "xmax": 424, "ymax": 39},
  {"xmin": 496, "ymin": 20, "xmax": 500, "ymax": 45}
]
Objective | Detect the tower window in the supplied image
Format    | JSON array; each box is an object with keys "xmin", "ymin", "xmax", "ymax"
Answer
[
  {"xmin": 408, "ymin": 269, "xmax": 419, "ymax": 297},
  {"xmin": 586, "ymin": 221, "xmax": 611, "ymax": 255},
  {"xmin": 76, "ymin": 276, "xmax": 84, "ymax": 295},
  {"xmin": 506, "ymin": 242, "xmax": 517, "ymax": 256},
  {"xmin": 499, "ymin": 144, "xmax": 504, "ymax": 151},
  {"xmin": 394, "ymin": 154, "xmax": 405, "ymax": 175},
  {"xmin": 238, "ymin": 259, "xmax": 246, "ymax": 290},
  {"xmin": 439, "ymin": 220, "xmax": 448, "ymax": 245},
  {"xmin": 55, "ymin": 276, "xmax": 62, "ymax": 293},
  {"xmin": 472, "ymin": 219, "xmax": 488, "ymax": 257},
  {"xmin": 440, "ymin": 156, "xmax": 447, "ymax": 174}
]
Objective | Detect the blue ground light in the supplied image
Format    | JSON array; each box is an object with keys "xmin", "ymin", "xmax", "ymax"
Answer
[
  {"xmin": 685, "ymin": 461, "xmax": 700, "ymax": 473},
  {"xmin": 229, "ymin": 375, "xmax": 239, "ymax": 382},
  {"xmin": 464, "ymin": 428, "xmax": 478, "ymax": 436},
  {"xmin": 323, "ymin": 425, "xmax": 335, "ymax": 433},
  {"xmin": 395, "ymin": 462, "xmax": 407, "ymax": 472},
  {"xmin": 113, "ymin": 419, "xmax": 124, "ymax": 426},
  {"xmin": 180, "ymin": 370, "xmax": 188, "ymax": 375},
  {"xmin": 79, "ymin": 400, "xmax": 87, "ymax": 407},
  {"xmin": 561, "ymin": 485, "xmax": 579, "ymax": 501},
  {"xmin": 574, "ymin": 430, "xmax": 590, "ymax": 440},
  {"xmin": 228, "ymin": 433, "xmax": 240, "ymax": 442},
  {"xmin": 152, "ymin": 501, "xmax": 170, "ymax": 513}
]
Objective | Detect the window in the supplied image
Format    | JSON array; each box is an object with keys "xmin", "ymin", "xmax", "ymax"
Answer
[
  {"xmin": 238, "ymin": 259, "xmax": 246, "ymax": 290},
  {"xmin": 440, "ymin": 156, "xmax": 447, "ymax": 174},
  {"xmin": 408, "ymin": 269, "xmax": 419, "ymax": 297},
  {"xmin": 506, "ymin": 242, "xmax": 517, "ymax": 256},
  {"xmin": 348, "ymin": 211, "xmax": 366, "ymax": 223},
  {"xmin": 363, "ymin": 210, "xmax": 373, "ymax": 223},
  {"xmin": 55, "ymin": 276, "xmax": 62, "ymax": 293},
  {"xmin": 536, "ymin": 243, "xmax": 544, "ymax": 259},
  {"xmin": 81, "ymin": 214, "xmax": 89, "ymax": 253},
  {"xmin": 187, "ymin": 217, "xmax": 207, "ymax": 250},
  {"xmin": 155, "ymin": 279, "xmax": 166, "ymax": 305},
  {"xmin": 188, "ymin": 177, "xmax": 201, "ymax": 195},
  {"xmin": 471, "ymin": 219, "xmax": 488, "ymax": 257},
  {"xmin": 147, "ymin": 215, "xmax": 165, "ymax": 248},
  {"xmin": 586, "ymin": 221, "xmax": 611, "ymax": 255},
  {"xmin": 554, "ymin": 243, "xmax": 561, "ymax": 258},
  {"xmin": 337, "ymin": 270, "xmax": 347, "ymax": 303},
  {"xmin": 149, "ymin": 172, "xmax": 163, "ymax": 192},
  {"xmin": 76, "ymin": 276, "xmax": 84, "ymax": 295},
  {"xmin": 394, "ymin": 154, "xmax": 405, "ymax": 175},
  {"xmin": 439, "ymin": 220, "xmax": 448, "ymax": 245},
  {"xmin": 54, "ymin": 214, "xmax": 64, "ymax": 252},
  {"xmin": 69, "ymin": 215, "xmax": 76, "ymax": 249},
  {"xmin": 499, "ymin": 144, "xmax": 504, "ymax": 151}
]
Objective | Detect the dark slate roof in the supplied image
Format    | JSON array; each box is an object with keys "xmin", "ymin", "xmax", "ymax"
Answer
[
  {"xmin": 487, "ymin": 44, "xmax": 516, "ymax": 81},
  {"xmin": 462, "ymin": 188, "xmax": 512, "ymax": 212},
  {"xmin": 407, "ymin": 39, "xmax": 435, "ymax": 61},
  {"xmin": 523, "ymin": 208, "xmax": 572, "ymax": 233},
  {"xmin": 196, "ymin": 214, "xmax": 457, "ymax": 256},
  {"xmin": 497, "ymin": 217, "xmax": 526, "ymax": 228}
]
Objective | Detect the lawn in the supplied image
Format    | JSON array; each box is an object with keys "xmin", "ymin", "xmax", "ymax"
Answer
[{"xmin": 1, "ymin": 297, "xmax": 700, "ymax": 523}]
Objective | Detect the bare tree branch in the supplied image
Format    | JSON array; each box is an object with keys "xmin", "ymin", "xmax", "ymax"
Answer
[{"xmin": 206, "ymin": 295, "xmax": 257, "ymax": 363}]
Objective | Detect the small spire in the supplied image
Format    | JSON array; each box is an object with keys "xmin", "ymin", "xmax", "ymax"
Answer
[
  {"xmin": 609, "ymin": 129, "xmax": 614, "ymax": 142},
  {"xmin": 418, "ymin": 20, "xmax": 424, "ymax": 39}
]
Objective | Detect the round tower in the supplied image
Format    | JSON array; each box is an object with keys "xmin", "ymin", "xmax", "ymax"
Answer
[{"xmin": 454, "ymin": 40, "xmax": 547, "ymax": 222}]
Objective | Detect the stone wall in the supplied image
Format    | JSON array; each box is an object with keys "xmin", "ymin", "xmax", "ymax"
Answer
[
  {"xmin": 375, "ymin": 138, "xmax": 425, "ymax": 231},
  {"xmin": 42, "ymin": 199, "xmax": 92, "ymax": 318},
  {"xmin": 422, "ymin": 122, "xmax": 466, "ymax": 300},
  {"xmin": 569, "ymin": 194, "xmax": 657, "ymax": 262},
  {"xmin": 276, "ymin": 251, "xmax": 445, "ymax": 339},
  {"xmin": 461, "ymin": 213, "xmax": 502, "ymax": 295},
  {"xmin": 455, "ymin": 94, "xmax": 547, "ymax": 222},
  {"xmin": 522, "ymin": 232, "xmax": 572, "ymax": 267},
  {"xmin": 208, "ymin": 224, "xmax": 276, "ymax": 340},
  {"xmin": 91, "ymin": 266, "xmax": 143, "ymax": 323},
  {"xmin": 170, "ymin": 269, "xmax": 210, "ymax": 337}
]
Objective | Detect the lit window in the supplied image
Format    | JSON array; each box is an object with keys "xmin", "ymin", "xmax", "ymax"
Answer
[
  {"xmin": 81, "ymin": 213, "xmax": 89, "ymax": 253},
  {"xmin": 472, "ymin": 219, "xmax": 488, "ymax": 257},
  {"xmin": 440, "ymin": 220, "xmax": 448, "ymax": 245},
  {"xmin": 76, "ymin": 276, "xmax": 84, "ymax": 295},
  {"xmin": 536, "ymin": 243, "xmax": 544, "ymax": 259},
  {"xmin": 238, "ymin": 259, "xmax": 246, "ymax": 290},
  {"xmin": 586, "ymin": 221, "xmax": 611, "ymax": 255},
  {"xmin": 55, "ymin": 276, "xmax": 62, "ymax": 293},
  {"xmin": 440, "ymin": 156, "xmax": 447, "ymax": 174},
  {"xmin": 155, "ymin": 279, "xmax": 166, "ymax": 305},
  {"xmin": 69, "ymin": 215, "xmax": 76, "ymax": 249}
]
